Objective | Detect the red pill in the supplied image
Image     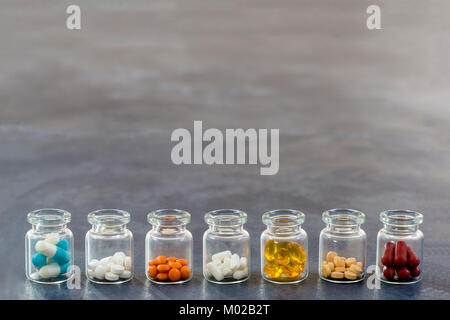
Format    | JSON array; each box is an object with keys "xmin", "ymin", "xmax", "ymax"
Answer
[
  {"xmin": 394, "ymin": 241, "xmax": 408, "ymax": 267},
  {"xmin": 381, "ymin": 241, "xmax": 395, "ymax": 266},
  {"xmin": 407, "ymin": 246, "xmax": 420, "ymax": 268},
  {"xmin": 396, "ymin": 266, "xmax": 411, "ymax": 280},
  {"xmin": 383, "ymin": 266, "xmax": 395, "ymax": 280},
  {"xmin": 410, "ymin": 266, "xmax": 421, "ymax": 278}
]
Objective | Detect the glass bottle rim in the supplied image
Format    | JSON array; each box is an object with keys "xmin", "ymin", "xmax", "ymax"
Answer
[
  {"xmin": 88, "ymin": 209, "xmax": 131, "ymax": 226},
  {"xmin": 379, "ymin": 209, "xmax": 423, "ymax": 227},
  {"xmin": 27, "ymin": 208, "xmax": 71, "ymax": 226},
  {"xmin": 322, "ymin": 208, "xmax": 365, "ymax": 226},
  {"xmin": 147, "ymin": 209, "xmax": 191, "ymax": 226},
  {"xmin": 204, "ymin": 209, "xmax": 247, "ymax": 226},
  {"xmin": 262, "ymin": 209, "xmax": 305, "ymax": 227}
]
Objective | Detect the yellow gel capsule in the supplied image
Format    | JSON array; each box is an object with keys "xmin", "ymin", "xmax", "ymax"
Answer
[
  {"xmin": 274, "ymin": 248, "xmax": 290, "ymax": 266},
  {"xmin": 264, "ymin": 262, "xmax": 282, "ymax": 279},
  {"xmin": 281, "ymin": 265, "xmax": 300, "ymax": 278},
  {"xmin": 287, "ymin": 242, "xmax": 306, "ymax": 264},
  {"xmin": 264, "ymin": 240, "xmax": 277, "ymax": 262}
]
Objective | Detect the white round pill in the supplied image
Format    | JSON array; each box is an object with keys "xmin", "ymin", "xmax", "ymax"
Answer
[
  {"xmin": 94, "ymin": 265, "xmax": 107, "ymax": 280},
  {"xmin": 110, "ymin": 264, "xmax": 124, "ymax": 275},
  {"xmin": 112, "ymin": 252, "xmax": 125, "ymax": 266},
  {"xmin": 88, "ymin": 259, "xmax": 99, "ymax": 269},
  {"xmin": 105, "ymin": 272, "xmax": 119, "ymax": 281},
  {"xmin": 120, "ymin": 270, "xmax": 132, "ymax": 279}
]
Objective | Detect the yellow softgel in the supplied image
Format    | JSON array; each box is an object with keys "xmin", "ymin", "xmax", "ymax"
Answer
[
  {"xmin": 264, "ymin": 262, "xmax": 282, "ymax": 279},
  {"xmin": 288, "ymin": 242, "xmax": 306, "ymax": 264},
  {"xmin": 264, "ymin": 240, "xmax": 277, "ymax": 262},
  {"xmin": 281, "ymin": 265, "xmax": 300, "ymax": 278},
  {"xmin": 274, "ymin": 248, "xmax": 290, "ymax": 266}
]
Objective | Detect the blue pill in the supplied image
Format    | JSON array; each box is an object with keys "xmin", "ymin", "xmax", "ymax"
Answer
[
  {"xmin": 59, "ymin": 262, "xmax": 71, "ymax": 274},
  {"xmin": 52, "ymin": 247, "xmax": 71, "ymax": 264},
  {"xmin": 32, "ymin": 253, "xmax": 47, "ymax": 269},
  {"xmin": 56, "ymin": 239, "xmax": 70, "ymax": 251}
]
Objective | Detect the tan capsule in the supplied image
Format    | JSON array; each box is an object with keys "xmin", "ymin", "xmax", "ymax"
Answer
[
  {"xmin": 322, "ymin": 263, "xmax": 331, "ymax": 278},
  {"xmin": 335, "ymin": 266, "xmax": 346, "ymax": 273},
  {"xmin": 326, "ymin": 251, "xmax": 338, "ymax": 263},
  {"xmin": 345, "ymin": 257, "xmax": 357, "ymax": 267},
  {"xmin": 327, "ymin": 262, "xmax": 335, "ymax": 272},
  {"xmin": 350, "ymin": 263, "xmax": 363, "ymax": 274},
  {"xmin": 344, "ymin": 270, "xmax": 357, "ymax": 280},
  {"xmin": 331, "ymin": 271, "xmax": 344, "ymax": 279},
  {"xmin": 333, "ymin": 256, "xmax": 346, "ymax": 268}
]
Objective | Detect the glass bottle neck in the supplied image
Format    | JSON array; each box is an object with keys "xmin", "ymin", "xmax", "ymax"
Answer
[
  {"xmin": 267, "ymin": 224, "xmax": 301, "ymax": 236},
  {"xmin": 32, "ymin": 224, "xmax": 67, "ymax": 233},
  {"xmin": 327, "ymin": 223, "xmax": 361, "ymax": 234},
  {"xmin": 209, "ymin": 224, "xmax": 243, "ymax": 235},
  {"xmin": 154, "ymin": 224, "xmax": 186, "ymax": 234},
  {"xmin": 383, "ymin": 223, "xmax": 419, "ymax": 234},
  {"xmin": 92, "ymin": 224, "xmax": 127, "ymax": 234}
]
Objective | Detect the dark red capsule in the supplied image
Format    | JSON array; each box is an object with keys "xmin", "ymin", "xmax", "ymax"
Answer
[
  {"xmin": 381, "ymin": 241, "xmax": 395, "ymax": 266},
  {"xmin": 410, "ymin": 266, "xmax": 421, "ymax": 277},
  {"xmin": 407, "ymin": 246, "xmax": 420, "ymax": 268},
  {"xmin": 383, "ymin": 266, "xmax": 395, "ymax": 280},
  {"xmin": 394, "ymin": 241, "xmax": 408, "ymax": 267},
  {"xmin": 396, "ymin": 266, "xmax": 411, "ymax": 280}
]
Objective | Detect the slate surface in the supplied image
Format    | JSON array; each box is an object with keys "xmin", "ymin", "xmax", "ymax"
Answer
[{"xmin": 0, "ymin": 0, "xmax": 449, "ymax": 299}]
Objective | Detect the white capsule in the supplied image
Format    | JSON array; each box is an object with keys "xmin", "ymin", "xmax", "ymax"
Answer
[
  {"xmin": 105, "ymin": 271, "xmax": 119, "ymax": 281},
  {"xmin": 88, "ymin": 259, "xmax": 100, "ymax": 270},
  {"xmin": 100, "ymin": 256, "xmax": 112, "ymax": 264},
  {"xmin": 112, "ymin": 252, "xmax": 125, "ymax": 265},
  {"xmin": 222, "ymin": 266, "xmax": 233, "ymax": 278},
  {"xmin": 110, "ymin": 264, "xmax": 124, "ymax": 275},
  {"xmin": 223, "ymin": 257, "xmax": 231, "ymax": 268},
  {"xmin": 230, "ymin": 254, "xmax": 240, "ymax": 271},
  {"xmin": 45, "ymin": 233, "xmax": 60, "ymax": 245},
  {"xmin": 120, "ymin": 270, "xmax": 132, "ymax": 279},
  {"xmin": 94, "ymin": 264, "xmax": 108, "ymax": 280},
  {"xmin": 207, "ymin": 262, "xmax": 224, "ymax": 281},
  {"xmin": 232, "ymin": 269, "xmax": 248, "ymax": 280},
  {"xmin": 239, "ymin": 257, "xmax": 247, "ymax": 269},
  {"xmin": 35, "ymin": 240, "xmax": 56, "ymax": 258},
  {"xmin": 39, "ymin": 263, "xmax": 61, "ymax": 278},
  {"xmin": 212, "ymin": 250, "xmax": 232, "ymax": 262},
  {"xmin": 124, "ymin": 256, "xmax": 132, "ymax": 270},
  {"xmin": 87, "ymin": 269, "xmax": 95, "ymax": 278}
]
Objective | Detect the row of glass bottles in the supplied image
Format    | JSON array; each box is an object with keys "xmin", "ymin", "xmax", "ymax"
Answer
[{"xmin": 25, "ymin": 208, "xmax": 424, "ymax": 285}]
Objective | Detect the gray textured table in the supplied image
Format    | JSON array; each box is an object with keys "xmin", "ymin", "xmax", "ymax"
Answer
[{"xmin": 0, "ymin": 0, "xmax": 449, "ymax": 300}]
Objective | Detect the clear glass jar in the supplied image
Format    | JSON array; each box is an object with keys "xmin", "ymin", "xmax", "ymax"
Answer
[
  {"xmin": 203, "ymin": 209, "xmax": 250, "ymax": 284},
  {"xmin": 318, "ymin": 208, "xmax": 366, "ymax": 283},
  {"xmin": 376, "ymin": 210, "xmax": 424, "ymax": 284},
  {"xmin": 145, "ymin": 209, "xmax": 193, "ymax": 284},
  {"xmin": 261, "ymin": 209, "xmax": 308, "ymax": 284},
  {"xmin": 25, "ymin": 209, "xmax": 74, "ymax": 284},
  {"xmin": 85, "ymin": 209, "xmax": 134, "ymax": 284}
]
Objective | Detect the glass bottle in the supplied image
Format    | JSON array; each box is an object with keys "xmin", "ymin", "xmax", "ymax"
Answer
[
  {"xmin": 25, "ymin": 208, "xmax": 74, "ymax": 284},
  {"xmin": 85, "ymin": 209, "xmax": 134, "ymax": 284},
  {"xmin": 145, "ymin": 209, "xmax": 193, "ymax": 284},
  {"xmin": 318, "ymin": 208, "xmax": 366, "ymax": 283},
  {"xmin": 203, "ymin": 209, "xmax": 250, "ymax": 284},
  {"xmin": 261, "ymin": 209, "xmax": 308, "ymax": 284},
  {"xmin": 376, "ymin": 210, "xmax": 424, "ymax": 284}
]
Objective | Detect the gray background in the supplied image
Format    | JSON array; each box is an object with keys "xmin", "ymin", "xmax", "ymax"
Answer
[{"xmin": 0, "ymin": 0, "xmax": 449, "ymax": 300}]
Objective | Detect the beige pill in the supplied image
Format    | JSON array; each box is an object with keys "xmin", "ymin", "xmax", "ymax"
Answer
[
  {"xmin": 345, "ymin": 257, "xmax": 357, "ymax": 267},
  {"xmin": 322, "ymin": 263, "xmax": 331, "ymax": 278},
  {"xmin": 327, "ymin": 262, "xmax": 335, "ymax": 272},
  {"xmin": 344, "ymin": 270, "xmax": 357, "ymax": 280},
  {"xmin": 333, "ymin": 256, "xmax": 346, "ymax": 267},
  {"xmin": 350, "ymin": 264, "xmax": 363, "ymax": 274},
  {"xmin": 335, "ymin": 266, "xmax": 346, "ymax": 273},
  {"xmin": 357, "ymin": 262, "xmax": 363, "ymax": 268},
  {"xmin": 331, "ymin": 271, "xmax": 344, "ymax": 279},
  {"xmin": 326, "ymin": 251, "xmax": 338, "ymax": 263}
]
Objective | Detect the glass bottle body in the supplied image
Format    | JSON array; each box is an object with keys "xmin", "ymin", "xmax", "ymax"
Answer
[
  {"xmin": 260, "ymin": 209, "xmax": 308, "ymax": 284},
  {"xmin": 376, "ymin": 210, "xmax": 424, "ymax": 284},
  {"xmin": 25, "ymin": 209, "xmax": 74, "ymax": 284},
  {"xmin": 203, "ymin": 209, "xmax": 250, "ymax": 284},
  {"xmin": 85, "ymin": 209, "xmax": 133, "ymax": 284}
]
